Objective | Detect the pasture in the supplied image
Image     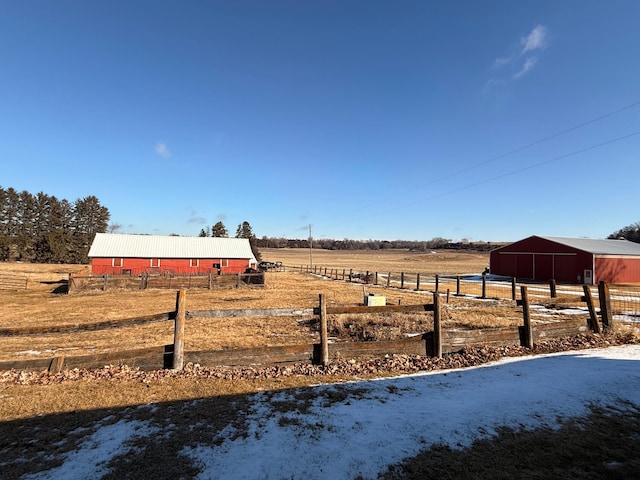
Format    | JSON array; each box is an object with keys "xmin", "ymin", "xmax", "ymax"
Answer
[
  {"xmin": 0, "ymin": 249, "xmax": 493, "ymax": 361},
  {"xmin": 1, "ymin": 249, "xmax": 640, "ymax": 479}
]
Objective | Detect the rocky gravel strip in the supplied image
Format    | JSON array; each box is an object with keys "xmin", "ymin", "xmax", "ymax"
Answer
[{"xmin": 1, "ymin": 334, "xmax": 638, "ymax": 386}]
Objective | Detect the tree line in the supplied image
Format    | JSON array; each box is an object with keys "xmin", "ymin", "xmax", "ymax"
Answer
[
  {"xmin": 254, "ymin": 236, "xmax": 503, "ymax": 252},
  {"xmin": 608, "ymin": 222, "xmax": 640, "ymax": 243},
  {"xmin": 0, "ymin": 186, "xmax": 110, "ymax": 263},
  {"xmin": 199, "ymin": 224, "xmax": 502, "ymax": 252},
  {"xmin": 198, "ymin": 220, "xmax": 262, "ymax": 261}
]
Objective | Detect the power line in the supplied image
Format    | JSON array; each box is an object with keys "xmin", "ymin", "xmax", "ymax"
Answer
[
  {"xmin": 408, "ymin": 130, "xmax": 640, "ymax": 204},
  {"xmin": 320, "ymin": 129, "xmax": 640, "ymax": 234},
  {"xmin": 276, "ymin": 99, "xmax": 640, "ymax": 239},
  {"xmin": 309, "ymin": 99, "xmax": 640, "ymax": 236}
]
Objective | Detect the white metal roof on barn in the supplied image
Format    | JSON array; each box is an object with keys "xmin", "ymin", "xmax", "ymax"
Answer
[
  {"xmin": 538, "ymin": 236, "xmax": 640, "ymax": 256},
  {"xmin": 88, "ymin": 233, "xmax": 257, "ymax": 261}
]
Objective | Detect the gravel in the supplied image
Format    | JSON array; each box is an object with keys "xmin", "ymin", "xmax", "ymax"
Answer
[{"xmin": 2, "ymin": 333, "xmax": 637, "ymax": 386}]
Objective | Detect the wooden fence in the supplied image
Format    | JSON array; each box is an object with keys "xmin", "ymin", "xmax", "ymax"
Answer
[
  {"xmin": 68, "ymin": 271, "xmax": 265, "ymax": 292},
  {"xmin": 0, "ymin": 283, "xmax": 613, "ymax": 374},
  {"xmin": 300, "ymin": 265, "xmax": 640, "ymax": 320},
  {"xmin": 0, "ymin": 274, "xmax": 28, "ymax": 290}
]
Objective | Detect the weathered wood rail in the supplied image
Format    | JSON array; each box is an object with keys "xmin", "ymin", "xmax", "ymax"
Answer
[
  {"xmin": 0, "ymin": 286, "xmax": 613, "ymax": 374},
  {"xmin": 0, "ymin": 274, "xmax": 28, "ymax": 290},
  {"xmin": 68, "ymin": 271, "xmax": 265, "ymax": 292}
]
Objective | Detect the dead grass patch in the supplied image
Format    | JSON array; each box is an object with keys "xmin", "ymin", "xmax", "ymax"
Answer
[{"xmin": 383, "ymin": 402, "xmax": 640, "ymax": 480}]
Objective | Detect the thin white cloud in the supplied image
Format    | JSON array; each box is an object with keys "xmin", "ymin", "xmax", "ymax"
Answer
[
  {"xmin": 155, "ymin": 142, "xmax": 171, "ymax": 159},
  {"xmin": 521, "ymin": 25, "xmax": 548, "ymax": 54},
  {"xmin": 514, "ymin": 57, "xmax": 538, "ymax": 79},
  {"xmin": 494, "ymin": 56, "xmax": 512, "ymax": 68},
  {"xmin": 488, "ymin": 24, "xmax": 549, "ymax": 86}
]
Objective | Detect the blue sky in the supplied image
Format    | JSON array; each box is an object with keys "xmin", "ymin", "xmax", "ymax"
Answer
[{"xmin": 1, "ymin": 1, "xmax": 639, "ymax": 242}]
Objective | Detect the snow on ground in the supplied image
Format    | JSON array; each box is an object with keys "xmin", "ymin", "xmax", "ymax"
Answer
[{"xmin": 24, "ymin": 345, "xmax": 640, "ymax": 480}]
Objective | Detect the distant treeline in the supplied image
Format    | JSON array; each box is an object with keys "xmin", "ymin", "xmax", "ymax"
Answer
[
  {"xmin": 255, "ymin": 236, "xmax": 504, "ymax": 252},
  {"xmin": 608, "ymin": 222, "xmax": 640, "ymax": 243},
  {"xmin": 0, "ymin": 186, "xmax": 110, "ymax": 263}
]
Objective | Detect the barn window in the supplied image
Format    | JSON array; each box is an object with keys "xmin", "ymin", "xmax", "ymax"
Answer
[
  {"xmin": 222, "ymin": 259, "xmax": 229, "ymax": 267},
  {"xmin": 190, "ymin": 259, "xmax": 199, "ymax": 267},
  {"xmin": 113, "ymin": 258, "xmax": 122, "ymax": 267},
  {"xmin": 151, "ymin": 258, "xmax": 160, "ymax": 267}
]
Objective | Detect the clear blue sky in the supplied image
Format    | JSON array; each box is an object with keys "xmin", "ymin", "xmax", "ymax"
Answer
[{"xmin": 1, "ymin": 1, "xmax": 639, "ymax": 242}]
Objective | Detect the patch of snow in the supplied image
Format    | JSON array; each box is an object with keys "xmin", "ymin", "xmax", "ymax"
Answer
[
  {"xmin": 23, "ymin": 418, "xmax": 159, "ymax": 480},
  {"xmin": 180, "ymin": 345, "xmax": 640, "ymax": 480}
]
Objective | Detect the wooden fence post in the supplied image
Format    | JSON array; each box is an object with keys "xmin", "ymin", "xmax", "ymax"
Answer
[
  {"xmin": 511, "ymin": 277, "xmax": 517, "ymax": 300},
  {"xmin": 349, "ymin": 269, "xmax": 353, "ymax": 282},
  {"xmin": 173, "ymin": 290, "xmax": 186, "ymax": 370},
  {"xmin": 49, "ymin": 356, "xmax": 65, "ymax": 374},
  {"xmin": 208, "ymin": 273, "xmax": 213, "ymax": 290},
  {"xmin": 319, "ymin": 294, "xmax": 329, "ymax": 366},
  {"xmin": 416, "ymin": 273, "xmax": 421, "ymax": 291},
  {"xmin": 520, "ymin": 286, "xmax": 533, "ymax": 348},
  {"xmin": 342, "ymin": 269, "xmax": 346, "ymax": 281},
  {"xmin": 103, "ymin": 274, "xmax": 108, "ymax": 291},
  {"xmin": 550, "ymin": 279, "xmax": 557, "ymax": 298},
  {"xmin": 435, "ymin": 274, "xmax": 439, "ymax": 293},
  {"xmin": 366, "ymin": 271, "xmax": 370, "ymax": 284},
  {"xmin": 375, "ymin": 272, "xmax": 379, "ymax": 285},
  {"xmin": 481, "ymin": 273, "xmax": 487, "ymax": 299},
  {"xmin": 433, "ymin": 292, "xmax": 442, "ymax": 358},
  {"xmin": 582, "ymin": 285, "xmax": 601, "ymax": 334},
  {"xmin": 400, "ymin": 272, "xmax": 405, "ymax": 289},
  {"xmin": 387, "ymin": 272, "xmax": 391, "ymax": 288},
  {"xmin": 68, "ymin": 274, "xmax": 74, "ymax": 293},
  {"xmin": 598, "ymin": 281, "xmax": 613, "ymax": 331},
  {"xmin": 456, "ymin": 275, "xmax": 461, "ymax": 296},
  {"xmin": 446, "ymin": 288, "xmax": 450, "ymax": 303}
]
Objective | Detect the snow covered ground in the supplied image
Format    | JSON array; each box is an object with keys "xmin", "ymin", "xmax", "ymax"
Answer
[{"xmin": 23, "ymin": 344, "xmax": 640, "ymax": 480}]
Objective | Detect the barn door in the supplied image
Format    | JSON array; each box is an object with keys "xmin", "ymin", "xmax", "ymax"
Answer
[{"xmin": 583, "ymin": 269, "xmax": 593, "ymax": 285}]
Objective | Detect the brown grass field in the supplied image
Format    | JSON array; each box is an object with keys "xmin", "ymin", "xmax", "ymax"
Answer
[
  {"xmin": 0, "ymin": 249, "xmax": 495, "ymax": 359},
  {"xmin": 1, "ymin": 249, "xmax": 640, "ymax": 479},
  {"xmin": 0, "ymin": 248, "xmax": 502, "ymax": 421}
]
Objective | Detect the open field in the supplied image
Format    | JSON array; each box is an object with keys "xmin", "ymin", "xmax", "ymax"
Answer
[
  {"xmin": 1, "ymin": 251, "xmax": 640, "ymax": 479},
  {"xmin": 261, "ymin": 247, "xmax": 490, "ymax": 274},
  {"xmin": 0, "ymin": 249, "xmax": 534, "ymax": 364}
]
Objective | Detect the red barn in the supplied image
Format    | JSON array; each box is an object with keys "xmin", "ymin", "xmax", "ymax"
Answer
[
  {"xmin": 88, "ymin": 233, "xmax": 257, "ymax": 275},
  {"xmin": 490, "ymin": 235, "xmax": 640, "ymax": 285}
]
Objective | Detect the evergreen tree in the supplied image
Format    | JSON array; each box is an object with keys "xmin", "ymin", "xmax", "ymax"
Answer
[
  {"xmin": 212, "ymin": 221, "xmax": 228, "ymax": 237},
  {"xmin": 198, "ymin": 228, "xmax": 208, "ymax": 237},
  {"xmin": 71, "ymin": 196, "xmax": 110, "ymax": 263},
  {"xmin": 235, "ymin": 221, "xmax": 254, "ymax": 239},
  {"xmin": 0, "ymin": 187, "xmax": 110, "ymax": 263},
  {"xmin": 608, "ymin": 222, "xmax": 640, "ymax": 243},
  {"xmin": 235, "ymin": 221, "xmax": 261, "ymax": 261}
]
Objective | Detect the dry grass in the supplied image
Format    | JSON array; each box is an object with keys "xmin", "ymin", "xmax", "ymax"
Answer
[
  {"xmin": 0, "ymin": 250, "xmax": 589, "ymax": 360},
  {"xmin": 261, "ymin": 247, "xmax": 489, "ymax": 274},
  {"xmin": 1, "ymin": 253, "xmax": 639, "ymax": 478},
  {"xmin": 383, "ymin": 402, "xmax": 640, "ymax": 480},
  {"xmin": 0, "ymin": 252, "xmax": 491, "ymax": 361},
  {"xmin": 0, "ymin": 250, "xmax": 624, "ymax": 424}
]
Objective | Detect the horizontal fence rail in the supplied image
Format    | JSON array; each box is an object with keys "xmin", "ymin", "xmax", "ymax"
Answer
[
  {"xmin": 0, "ymin": 281, "xmax": 622, "ymax": 373},
  {"xmin": 0, "ymin": 274, "xmax": 28, "ymax": 290},
  {"xmin": 69, "ymin": 272, "xmax": 265, "ymax": 292},
  {"xmin": 302, "ymin": 265, "xmax": 640, "ymax": 320}
]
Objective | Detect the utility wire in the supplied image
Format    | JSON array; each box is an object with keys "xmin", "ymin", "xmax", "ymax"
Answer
[
  {"xmin": 402, "ymin": 98, "xmax": 640, "ymax": 192},
  {"xmin": 277, "ymin": 99, "xmax": 640, "ymax": 239},
  {"xmin": 308, "ymin": 99, "xmax": 640, "ymax": 237},
  {"xmin": 405, "ymin": 130, "xmax": 640, "ymax": 205},
  {"xmin": 315, "ymin": 129, "xmax": 640, "ymax": 235}
]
